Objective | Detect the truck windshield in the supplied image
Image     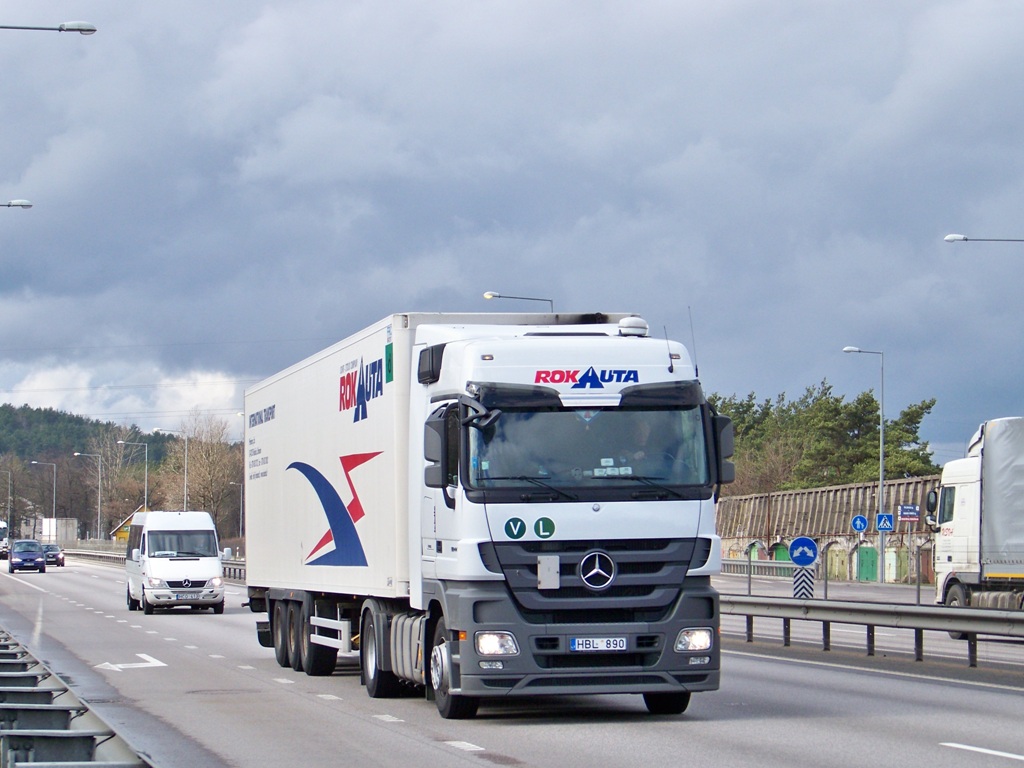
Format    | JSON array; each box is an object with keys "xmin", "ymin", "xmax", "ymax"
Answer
[
  {"xmin": 466, "ymin": 405, "xmax": 710, "ymax": 495},
  {"xmin": 147, "ymin": 530, "xmax": 219, "ymax": 558}
]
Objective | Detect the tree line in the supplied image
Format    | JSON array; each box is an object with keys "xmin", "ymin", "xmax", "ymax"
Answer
[{"xmin": 0, "ymin": 405, "xmax": 242, "ymax": 545}]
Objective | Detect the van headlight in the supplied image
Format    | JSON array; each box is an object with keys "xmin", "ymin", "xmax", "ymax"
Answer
[
  {"xmin": 209, "ymin": 577, "xmax": 223, "ymax": 588},
  {"xmin": 475, "ymin": 631, "xmax": 519, "ymax": 656},
  {"xmin": 146, "ymin": 577, "xmax": 167, "ymax": 589},
  {"xmin": 674, "ymin": 628, "xmax": 713, "ymax": 652}
]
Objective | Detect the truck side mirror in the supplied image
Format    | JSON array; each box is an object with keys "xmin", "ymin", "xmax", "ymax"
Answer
[
  {"xmin": 424, "ymin": 409, "xmax": 448, "ymax": 488},
  {"xmin": 925, "ymin": 489, "xmax": 937, "ymax": 514},
  {"xmin": 714, "ymin": 415, "xmax": 735, "ymax": 485}
]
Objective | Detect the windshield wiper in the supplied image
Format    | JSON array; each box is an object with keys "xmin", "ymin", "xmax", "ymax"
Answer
[
  {"xmin": 591, "ymin": 474, "xmax": 684, "ymax": 499},
  {"xmin": 485, "ymin": 476, "xmax": 579, "ymax": 501},
  {"xmin": 172, "ymin": 551, "xmax": 208, "ymax": 557}
]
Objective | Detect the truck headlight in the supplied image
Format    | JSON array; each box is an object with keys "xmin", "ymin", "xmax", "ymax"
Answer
[
  {"xmin": 475, "ymin": 631, "xmax": 519, "ymax": 656},
  {"xmin": 674, "ymin": 628, "xmax": 713, "ymax": 652}
]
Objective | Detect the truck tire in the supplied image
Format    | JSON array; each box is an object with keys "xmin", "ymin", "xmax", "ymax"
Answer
[
  {"xmin": 127, "ymin": 586, "xmax": 140, "ymax": 612},
  {"xmin": 643, "ymin": 691, "xmax": 691, "ymax": 715},
  {"xmin": 430, "ymin": 617, "xmax": 478, "ymax": 720},
  {"xmin": 288, "ymin": 601, "xmax": 305, "ymax": 672},
  {"xmin": 272, "ymin": 601, "xmax": 291, "ymax": 667},
  {"xmin": 361, "ymin": 609, "xmax": 401, "ymax": 698},
  {"xmin": 945, "ymin": 583, "xmax": 969, "ymax": 640},
  {"xmin": 301, "ymin": 599, "xmax": 338, "ymax": 676}
]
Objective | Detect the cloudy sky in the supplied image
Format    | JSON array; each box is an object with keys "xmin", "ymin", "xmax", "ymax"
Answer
[{"xmin": 2, "ymin": 1, "xmax": 1022, "ymax": 463}]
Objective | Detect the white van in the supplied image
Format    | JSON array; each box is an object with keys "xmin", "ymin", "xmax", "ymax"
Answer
[{"xmin": 125, "ymin": 511, "xmax": 227, "ymax": 614}]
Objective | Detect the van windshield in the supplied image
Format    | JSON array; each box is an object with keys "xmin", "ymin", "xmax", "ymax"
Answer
[{"xmin": 148, "ymin": 530, "xmax": 218, "ymax": 558}]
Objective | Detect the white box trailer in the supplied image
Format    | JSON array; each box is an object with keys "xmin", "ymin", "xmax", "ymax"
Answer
[
  {"xmin": 926, "ymin": 416, "xmax": 1024, "ymax": 613},
  {"xmin": 245, "ymin": 312, "xmax": 734, "ymax": 718}
]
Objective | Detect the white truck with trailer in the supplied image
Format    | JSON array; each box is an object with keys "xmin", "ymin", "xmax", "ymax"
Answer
[
  {"xmin": 244, "ymin": 312, "xmax": 734, "ymax": 718},
  {"xmin": 925, "ymin": 416, "xmax": 1024, "ymax": 614}
]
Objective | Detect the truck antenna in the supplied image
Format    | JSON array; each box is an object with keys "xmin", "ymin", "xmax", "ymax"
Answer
[
  {"xmin": 663, "ymin": 326, "xmax": 674, "ymax": 373},
  {"xmin": 688, "ymin": 306, "xmax": 699, "ymax": 378}
]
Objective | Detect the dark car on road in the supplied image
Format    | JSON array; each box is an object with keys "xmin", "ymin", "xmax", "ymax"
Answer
[
  {"xmin": 8, "ymin": 540, "xmax": 46, "ymax": 573},
  {"xmin": 42, "ymin": 544, "xmax": 65, "ymax": 567}
]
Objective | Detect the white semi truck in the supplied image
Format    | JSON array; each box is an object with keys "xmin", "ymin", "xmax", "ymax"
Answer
[
  {"xmin": 244, "ymin": 312, "xmax": 734, "ymax": 719},
  {"xmin": 925, "ymin": 416, "xmax": 1024, "ymax": 612}
]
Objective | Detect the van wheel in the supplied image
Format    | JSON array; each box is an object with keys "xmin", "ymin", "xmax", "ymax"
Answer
[
  {"xmin": 361, "ymin": 609, "xmax": 401, "ymax": 697},
  {"xmin": 142, "ymin": 590, "xmax": 154, "ymax": 615},
  {"xmin": 272, "ymin": 601, "xmax": 290, "ymax": 667},
  {"xmin": 288, "ymin": 601, "xmax": 304, "ymax": 672},
  {"xmin": 127, "ymin": 587, "xmax": 140, "ymax": 612},
  {"xmin": 212, "ymin": 600, "xmax": 225, "ymax": 615},
  {"xmin": 430, "ymin": 617, "xmax": 478, "ymax": 719},
  {"xmin": 945, "ymin": 583, "xmax": 969, "ymax": 640}
]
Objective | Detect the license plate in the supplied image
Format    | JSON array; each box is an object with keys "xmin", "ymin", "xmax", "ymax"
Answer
[
  {"xmin": 570, "ymin": 636, "xmax": 627, "ymax": 652},
  {"xmin": 174, "ymin": 593, "xmax": 193, "ymax": 600}
]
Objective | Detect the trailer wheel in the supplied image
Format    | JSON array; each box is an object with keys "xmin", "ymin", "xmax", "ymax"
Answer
[
  {"xmin": 288, "ymin": 601, "xmax": 305, "ymax": 671},
  {"xmin": 301, "ymin": 599, "xmax": 338, "ymax": 676},
  {"xmin": 945, "ymin": 583, "xmax": 969, "ymax": 640},
  {"xmin": 361, "ymin": 610, "xmax": 401, "ymax": 698},
  {"xmin": 430, "ymin": 617, "xmax": 479, "ymax": 720},
  {"xmin": 643, "ymin": 691, "xmax": 691, "ymax": 715},
  {"xmin": 272, "ymin": 601, "xmax": 291, "ymax": 667}
]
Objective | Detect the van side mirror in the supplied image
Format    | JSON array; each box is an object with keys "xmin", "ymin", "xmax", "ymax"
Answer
[
  {"xmin": 221, "ymin": 548, "xmax": 233, "ymax": 560},
  {"xmin": 131, "ymin": 548, "xmax": 141, "ymax": 562}
]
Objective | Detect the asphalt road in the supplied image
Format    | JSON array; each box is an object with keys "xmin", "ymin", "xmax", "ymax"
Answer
[{"xmin": 0, "ymin": 559, "xmax": 1021, "ymax": 768}]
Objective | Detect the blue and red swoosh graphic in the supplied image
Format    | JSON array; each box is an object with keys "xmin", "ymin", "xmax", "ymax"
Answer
[{"xmin": 288, "ymin": 452, "xmax": 380, "ymax": 566}]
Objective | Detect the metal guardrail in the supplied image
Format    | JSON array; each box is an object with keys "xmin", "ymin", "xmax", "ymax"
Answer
[
  {"xmin": 65, "ymin": 551, "xmax": 247, "ymax": 582},
  {"xmin": 721, "ymin": 559, "xmax": 799, "ymax": 578},
  {"xmin": 0, "ymin": 631, "xmax": 150, "ymax": 766},
  {"xmin": 720, "ymin": 594, "xmax": 1024, "ymax": 667}
]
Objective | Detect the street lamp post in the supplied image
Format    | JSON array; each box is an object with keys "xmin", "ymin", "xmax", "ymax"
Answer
[
  {"xmin": 483, "ymin": 291, "xmax": 555, "ymax": 312},
  {"xmin": 843, "ymin": 346, "xmax": 885, "ymax": 584},
  {"xmin": 29, "ymin": 461, "xmax": 56, "ymax": 541},
  {"xmin": 230, "ymin": 481, "xmax": 244, "ymax": 538},
  {"xmin": 155, "ymin": 429, "xmax": 188, "ymax": 510},
  {"xmin": 117, "ymin": 441, "xmax": 149, "ymax": 511},
  {"xmin": 73, "ymin": 453, "xmax": 102, "ymax": 539},
  {"xmin": 0, "ymin": 22, "xmax": 96, "ymax": 34},
  {"xmin": 3, "ymin": 200, "xmax": 32, "ymax": 209},
  {"xmin": 3, "ymin": 469, "xmax": 11, "ymax": 542}
]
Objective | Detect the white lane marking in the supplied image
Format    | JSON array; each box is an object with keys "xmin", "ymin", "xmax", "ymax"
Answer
[
  {"xmin": 238, "ymin": 665, "xmax": 256, "ymax": 670},
  {"xmin": 95, "ymin": 654, "xmax": 167, "ymax": 672},
  {"xmin": 446, "ymin": 741, "xmax": 485, "ymax": 752},
  {"xmin": 724, "ymin": 650, "xmax": 1024, "ymax": 693},
  {"xmin": 317, "ymin": 694, "xmax": 341, "ymax": 700},
  {"xmin": 942, "ymin": 743, "xmax": 1024, "ymax": 761},
  {"xmin": 0, "ymin": 572, "xmax": 48, "ymax": 593},
  {"xmin": 374, "ymin": 714, "xmax": 403, "ymax": 722},
  {"xmin": 209, "ymin": 654, "xmax": 224, "ymax": 659},
  {"xmin": 273, "ymin": 678, "xmax": 295, "ymax": 685}
]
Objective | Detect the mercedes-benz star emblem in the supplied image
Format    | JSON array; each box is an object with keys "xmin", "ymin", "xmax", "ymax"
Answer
[
  {"xmin": 578, "ymin": 550, "xmax": 616, "ymax": 591},
  {"xmin": 182, "ymin": 579, "xmax": 192, "ymax": 588}
]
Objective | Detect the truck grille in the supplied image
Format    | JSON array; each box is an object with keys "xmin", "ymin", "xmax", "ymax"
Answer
[{"xmin": 481, "ymin": 538, "xmax": 709, "ymax": 624}]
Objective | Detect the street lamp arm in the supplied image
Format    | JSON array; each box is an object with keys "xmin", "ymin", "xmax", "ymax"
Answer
[
  {"xmin": 944, "ymin": 233, "xmax": 1024, "ymax": 243},
  {"xmin": 483, "ymin": 291, "xmax": 555, "ymax": 312},
  {"xmin": 4, "ymin": 200, "xmax": 32, "ymax": 209},
  {"xmin": 0, "ymin": 22, "xmax": 96, "ymax": 34}
]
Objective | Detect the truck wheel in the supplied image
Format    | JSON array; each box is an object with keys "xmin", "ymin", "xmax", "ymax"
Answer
[
  {"xmin": 361, "ymin": 610, "xmax": 401, "ymax": 698},
  {"xmin": 127, "ymin": 586, "xmax": 140, "ymax": 612},
  {"xmin": 945, "ymin": 584, "xmax": 968, "ymax": 640},
  {"xmin": 301, "ymin": 600, "xmax": 337, "ymax": 676},
  {"xmin": 288, "ymin": 602, "xmax": 305, "ymax": 672},
  {"xmin": 430, "ymin": 617, "xmax": 478, "ymax": 720},
  {"xmin": 643, "ymin": 691, "xmax": 691, "ymax": 715},
  {"xmin": 272, "ymin": 601, "xmax": 291, "ymax": 667}
]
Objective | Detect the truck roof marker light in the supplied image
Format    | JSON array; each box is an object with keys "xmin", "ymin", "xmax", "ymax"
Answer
[
  {"xmin": 481, "ymin": 354, "xmax": 494, "ymax": 361},
  {"xmin": 618, "ymin": 317, "xmax": 649, "ymax": 337}
]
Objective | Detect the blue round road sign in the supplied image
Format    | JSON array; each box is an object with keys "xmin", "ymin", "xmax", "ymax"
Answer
[
  {"xmin": 851, "ymin": 515, "xmax": 868, "ymax": 533},
  {"xmin": 788, "ymin": 536, "xmax": 819, "ymax": 567}
]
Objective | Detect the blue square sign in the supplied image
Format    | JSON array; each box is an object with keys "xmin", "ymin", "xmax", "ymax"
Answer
[{"xmin": 876, "ymin": 513, "xmax": 894, "ymax": 531}]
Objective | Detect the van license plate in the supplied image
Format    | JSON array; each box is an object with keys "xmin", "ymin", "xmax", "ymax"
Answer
[{"xmin": 570, "ymin": 637, "xmax": 627, "ymax": 652}]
